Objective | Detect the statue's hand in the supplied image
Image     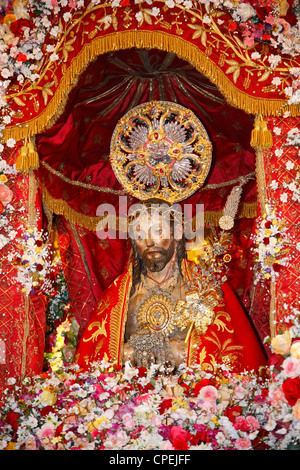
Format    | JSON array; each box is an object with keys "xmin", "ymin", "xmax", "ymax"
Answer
[{"xmin": 129, "ymin": 332, "xmax": 175, "ymax": 369}]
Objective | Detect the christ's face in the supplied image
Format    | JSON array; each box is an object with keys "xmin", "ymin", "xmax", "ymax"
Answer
[{"xmin": 131, "ymin": 212, "xmax": 175, "ymax": 272}]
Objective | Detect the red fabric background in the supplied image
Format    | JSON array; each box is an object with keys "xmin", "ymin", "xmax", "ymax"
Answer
[{"xmin": 35, "ymin": 50, "xmax": 260, "ymax": 339}]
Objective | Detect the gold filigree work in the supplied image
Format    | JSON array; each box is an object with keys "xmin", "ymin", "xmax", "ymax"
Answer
[{"xmin": 110, "ymin": 101, "xmax": 212, "ymax": 203}]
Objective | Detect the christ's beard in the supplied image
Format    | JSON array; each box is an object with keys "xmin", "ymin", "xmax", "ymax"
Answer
[{"xmin": 142, "ymin": 240, "xmax": 175, "ymax": 273}]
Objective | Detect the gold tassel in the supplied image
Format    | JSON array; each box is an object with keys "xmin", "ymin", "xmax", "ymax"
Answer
[
  {"xmin": 15, "ymin": 138, "xmax": 39, "ymax": 173},
  {"xmin": 250, "ymin": 114, "xmax": 273, "ymax": 150}
]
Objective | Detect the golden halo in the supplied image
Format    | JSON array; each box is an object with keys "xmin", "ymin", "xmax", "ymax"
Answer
[{"xmin": 109, "ymin": 101, "xmax": 212, "ymax": 203}]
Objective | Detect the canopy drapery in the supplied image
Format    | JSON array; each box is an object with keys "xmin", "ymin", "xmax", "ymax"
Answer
[{"xmin": 34, "ymin": 49, "xmax": 263, "ymax": 341}]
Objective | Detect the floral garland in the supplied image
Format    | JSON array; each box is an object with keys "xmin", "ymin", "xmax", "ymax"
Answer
[
  {"xmin": 0, "ymin": 316, "xmax": 300, "ymax": 450},
  {"xmin": 252, "ymin": 204, "xmax": 291, "ymax": 282}
]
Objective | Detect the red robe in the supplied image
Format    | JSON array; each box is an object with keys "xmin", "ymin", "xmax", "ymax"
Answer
[{"xmin": 75, "ymin": 260, "xmax": 266, "ymax": 371}]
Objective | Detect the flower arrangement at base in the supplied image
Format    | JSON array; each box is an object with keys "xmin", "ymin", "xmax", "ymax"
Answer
[{"xmin": 1, "ymin": 317, "xmax": 300, "ymax": 450}]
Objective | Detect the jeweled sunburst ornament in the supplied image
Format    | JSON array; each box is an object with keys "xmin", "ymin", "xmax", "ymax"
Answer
[{"xmin": 110, "ymin": 101, "xmax": 212, "ymax": 203}]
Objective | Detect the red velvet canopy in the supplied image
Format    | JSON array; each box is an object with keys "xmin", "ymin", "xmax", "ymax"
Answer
[{"xmin": 35, "ymin": 49, "xmax": 265, "ymax": 341}]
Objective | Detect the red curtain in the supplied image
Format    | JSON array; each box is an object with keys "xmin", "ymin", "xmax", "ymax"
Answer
[{"xmin": 36, "ymin": 49, "xmax": 261, "ymax": 339}]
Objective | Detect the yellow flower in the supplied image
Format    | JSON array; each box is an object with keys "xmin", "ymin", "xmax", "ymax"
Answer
[
  {"xmin": 0, "ymin": 175, "xmax": 8, "ymax": 183},
  {"xmin": 212, "ymin": 416, "xmax": 219, "ymax": 426},
  {"xmin": 271, "ymin": 330, "xmax": 292, "ymax": 355},
  {"xmin": 5, "ymin": 442, "xmax": 15, "ymax": 450},
  {"xmin": 290, "ymin": 340, "xmax": 300, "ymax": 359},
  {"xmin": 88, "ymin": 416, "xmax": 107, "ymax": 432},
  {"xmin": 40, "ymin": 389, "xmax": 57, "ymax": 406},
  {"xmin": 3, "ymin": 14, "xmax": 16, "ymax": 26},
  {"xmin": 264, "ymin": 273, "xmax": 271, "ymax": 279}
]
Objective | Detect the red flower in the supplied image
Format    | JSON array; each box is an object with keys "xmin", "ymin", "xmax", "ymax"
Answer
[
  {"xmin": 138, "ymin": 367, "xmax": 147, "ymax": 378},
  {"xmin": 17, "ymin": 52, "xmax": 27, "ymax": 62},
  {"xmin": 0, "ymin": 201, "xmax": 4, "ymax": 215},
  {"xmin": 228, "ymin": 22, "xmax": 237, "ymax": 32},
  {"xmin": 256, "ymin": 6, "xmax": 271, "ymax": 21},
  {"xmin": 6, "ymin": 410, "xmax": 20, "ymax": 431},
  {"xmin": 55, "ymin": 424, "xmax": 63, "ymax": 436},
  {"xmin": 282, "ymin": 377, "xmax": 300, "ymax": 406},
  {"xmin": 273, "ymin": 263, "xmax": 281, "ymax": 272},
  {"xmin": 40, "ymin": 406, "xmax": 54, "ymax": 417},
  {"xmin": 191, "ymin": 378, "xmax": 214, "ymax": 396},
  {"xmin": 10, "ymin": 18, "xmax": 31, "ymax": 37},
  {"xmin": 265, "ymin": 221, "xmax": 272, "ymax": 229},
  {"xmin": 120, "ymin": 0, "xmax": 130, "ymax": 5},
  {"xmin": 172, "ymin": 438, "xmax": 189, "ymax": 450},
  {"xmin": 170, "ymin": 426, "xmax": 191, "ymax": 450},
  {"xmin": 268, "ymin": 353, "xmax": 284, "ymax": 370},
  {"xmin": 262, "ymin": 33, "xmax": 271, "ymax": 41},
  {"xmin": 158, "ymin": 398, "xmax": 173, "ymax": 414},
  {"xmin": 225, "ymin": 405, "xmax": 242, "ymax": 423}
]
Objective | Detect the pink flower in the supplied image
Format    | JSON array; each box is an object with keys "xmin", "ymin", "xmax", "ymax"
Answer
[
  {"xmin": 160, "ymin": 440, "xmax": 174, "ymax": 450},
  {"xmin": 199, "ymin": 385, "xmax": 218, "ymax": 403},
  {"xmin": 122, "ymin": 413, "xmax": 135, "ymax": 431},
  {"xmin": 235, "ymin": 437, "xmax": 252, "ymax": 450},
  {"xmin": 282, "ymin": 357, "xmax": 300, "ymax": 378},
  {"xmin": 36, "ymin": 422, "xmax": 55, "ymax": 440},
  {"xmin": 244, "ymin": 36, "xmax": 255, "ymax": 47},
  {"xmin": 0, "ymin": 184, "xmax": 13, "ymax": 207},
  {"xmin": 245, "ymin": 415, "xmax": 260, "ymax": 431},
  {"xmin": 68, "ymin": 0, "xmax": 77, "ymax": 7},
  {"xmin": 136, "ymin": 393, "xmax": 152, "ymax": 405},
  {"xmin": 270, "ymin": 386, "xmax": 287, "ymax": 407}
]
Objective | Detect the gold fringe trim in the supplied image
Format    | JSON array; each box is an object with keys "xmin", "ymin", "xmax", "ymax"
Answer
[
  {"xmin": 250, "ymin": 114, "xmax": 273, "ymax": 150},
  {"xmin": 16, "ymin": 138, "xmax": 39, "ymax": 173},
  {"xmin": 3, "ymin": 30, "xmax": 299, "ymax": 143},
  {"xmin": 42, "ymin": 184, "xmax": 257, "ymax": 231}
]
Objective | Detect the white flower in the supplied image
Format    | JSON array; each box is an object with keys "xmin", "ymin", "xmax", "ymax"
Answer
[
  {"xmin": 7, "ymin": 377, "xmax": 16, "ymax": 385},
  {"xmin": 275, "ymin": 148, "xmax": 283, "ymax": 157},
  {"xmin": 236, "ymin": 3, "xmax": 255, "ymax": 22},
  {"xmin": 251, "ymin": 52, "xmax": 261, "ymax": 60},
  {"xmin": 288, "ymin": 181, "xmax": 297, "ymax": 192},
  {"xmin": 286, "ymin": 160, "xmax": 295, "ymax": 170},
  {"xmin": 272, "ymin": 76, "xmax": 281, "ymax": 86},
  {"xmin": 270, "ymin": 180, "xmax": 279, "ymax": 190},
  {"xmin": 1, "ymin": 68, "xmax": 12, "ymax": 79},
  {"xmin": 284, "ymin": 87, "xmax": 294, "ymax": 97},
  {"xmin": 166, "ymin": 0, "xmax": 175, "ymax": 6},
  {"xmin": 273, "ymin": 126, "xmax": 281, "ymax": 135},
  {"xmin": 63, "ymin": 12, "xmax": 72, "ymax": 23},
  {"xmin": 6, "ymin": 138, "xmax": 16, "ymax": 148},
  {"xmin": 280, "ymin": 193, "xmax": 288, "ymax": 203},
  {"xmin": 203, "ymin": 14, "xmax": 212, "ymax": 24},
  {"xmin": 41, "ymin": 16, "xmax": 51, "ymax": 28},
  {"xmin": 50, "ymin": 26, "xmax": 61, "ymax": 37},
  {"xmin": 268, "ymin": 54, "xmax": 282, "ymax": 69},
  {"xmin": 135, "ymin": 11, "xmax": 144, "ymax": 22},
  {"xmin": 49, "ymin": 53, "xmax": 59, "ymax": 62},
  {"xmin": 151, "ymin": 7, "xmax": 160, "ymax": 16},
  {"xmin": 3, "ymin": 115, "xmax": 11, "ymax": 124}
]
